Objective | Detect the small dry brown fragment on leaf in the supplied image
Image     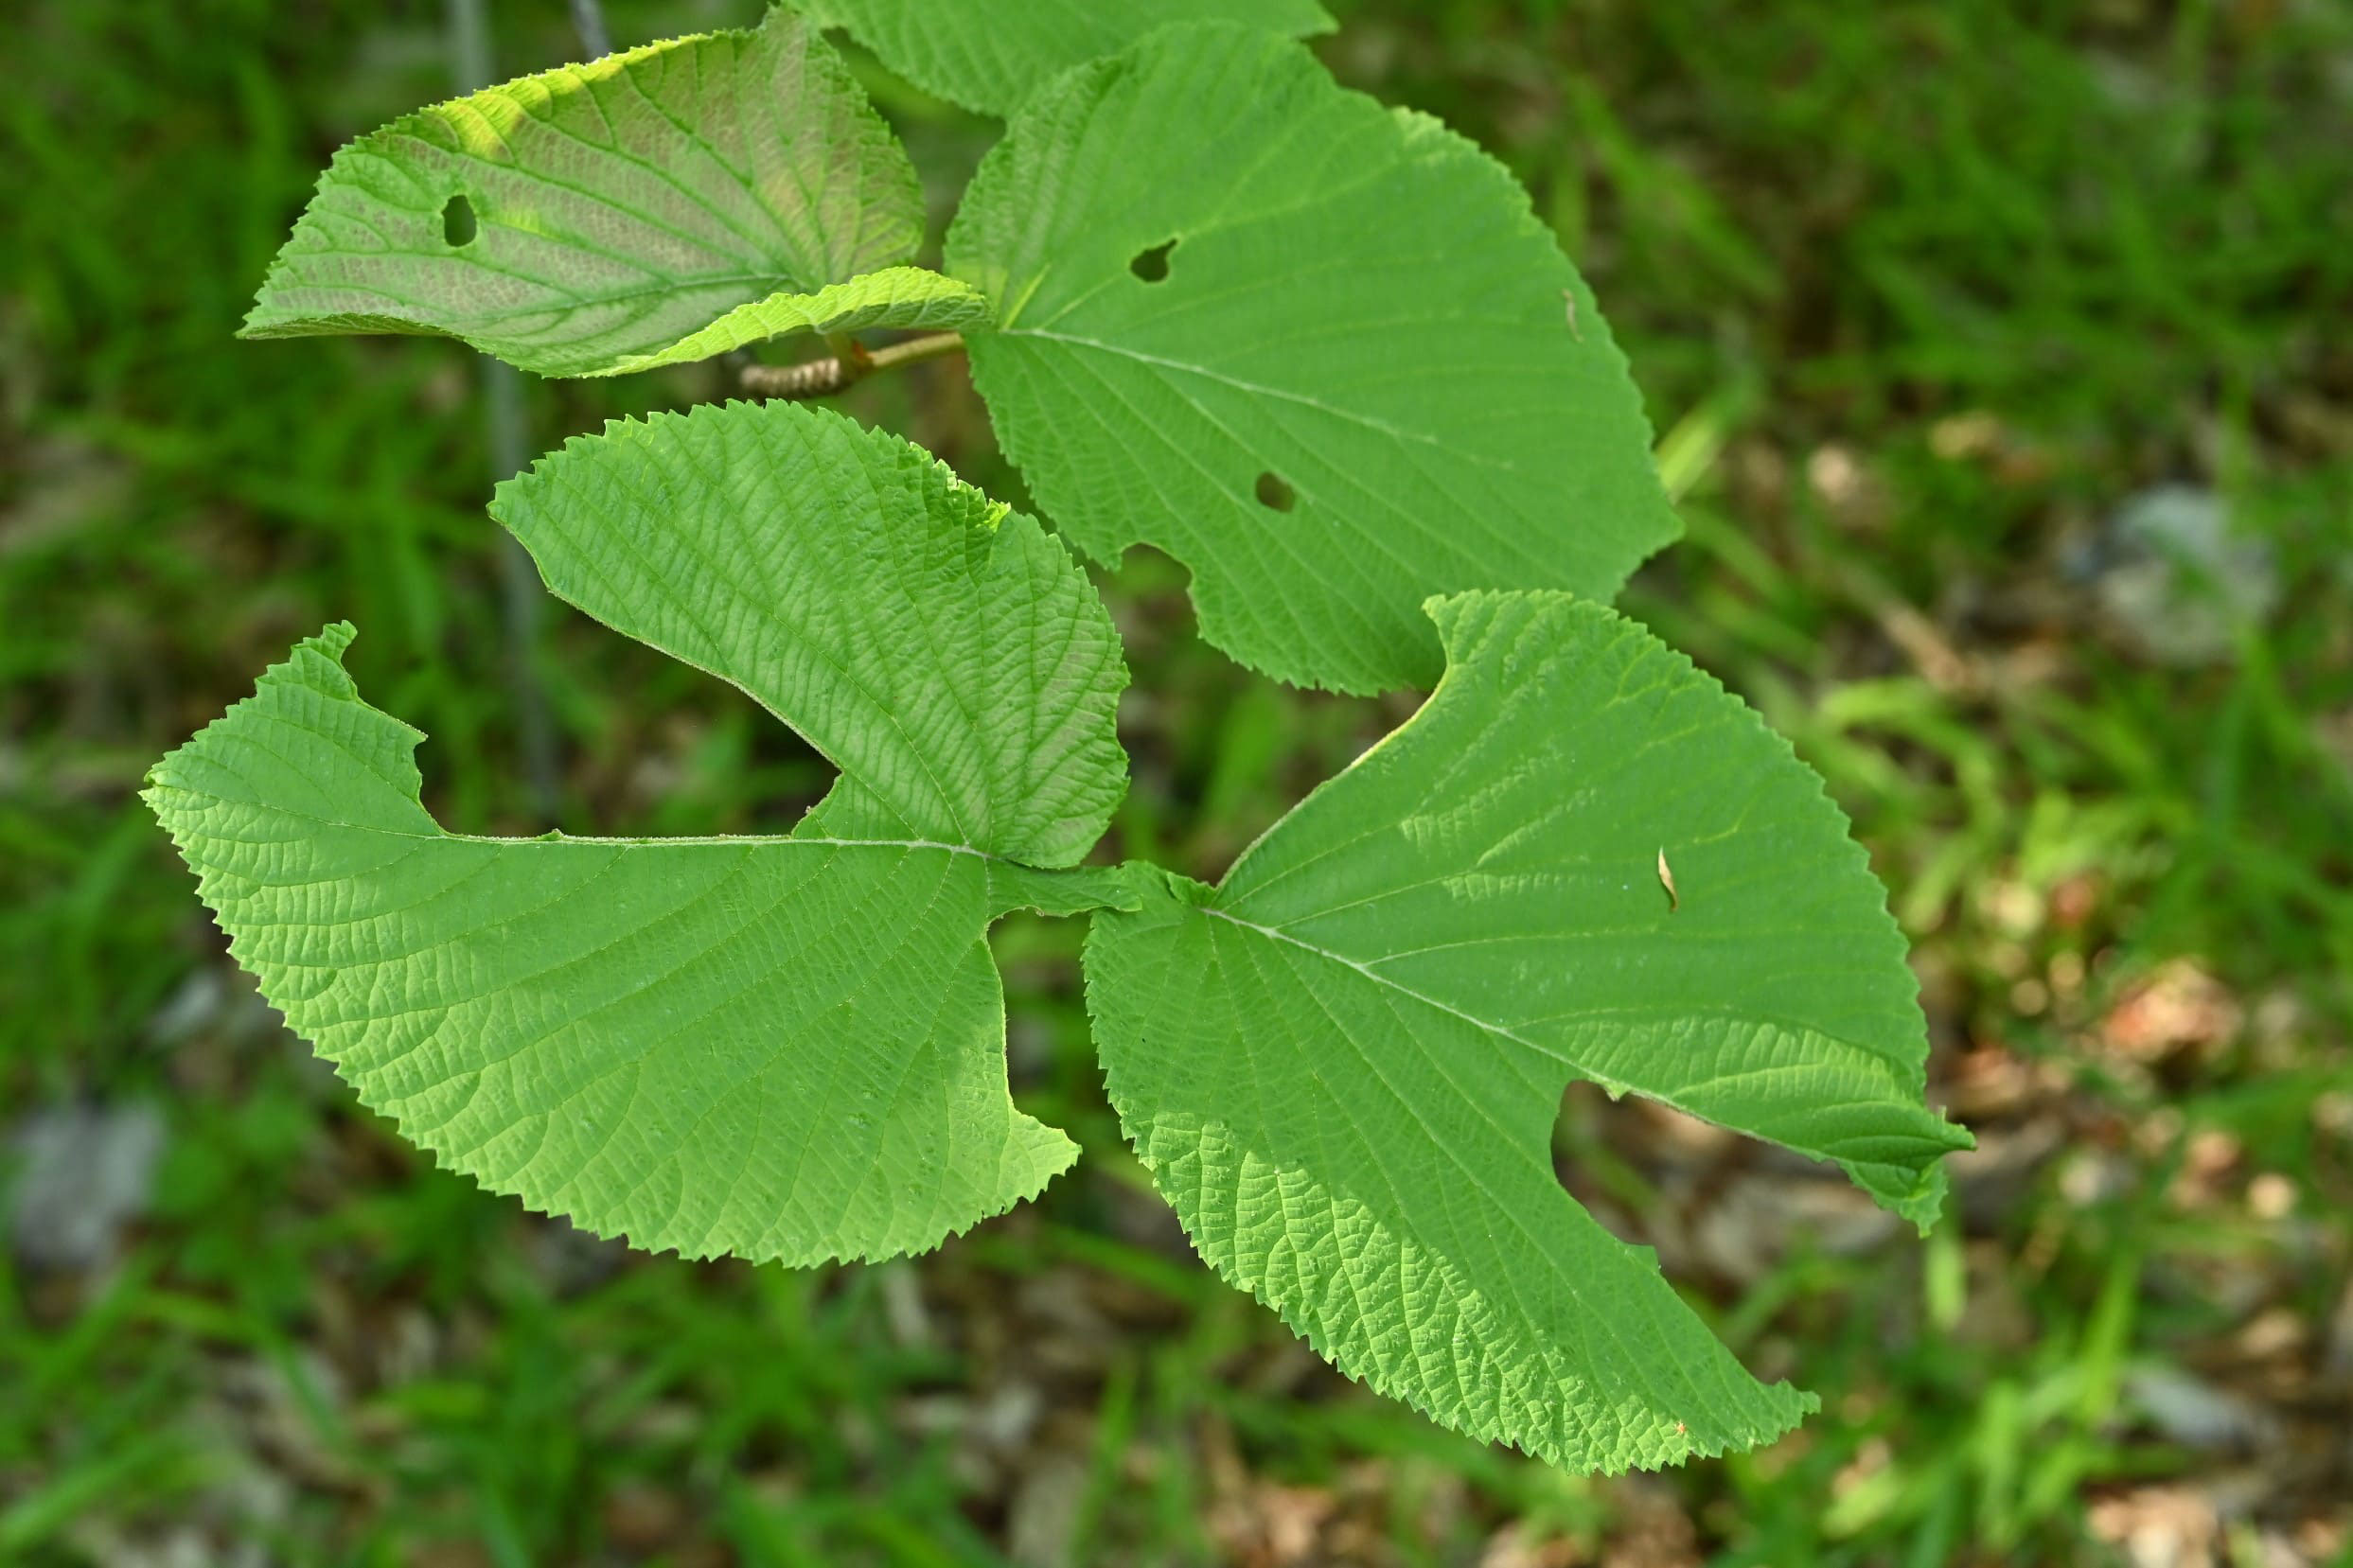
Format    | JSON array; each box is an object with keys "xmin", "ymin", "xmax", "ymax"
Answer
[{"xmin": 1657, "ymin": 847, "xmax": 1678, "ymax": 913}]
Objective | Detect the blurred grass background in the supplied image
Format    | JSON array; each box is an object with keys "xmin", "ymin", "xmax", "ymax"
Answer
[{"xmin": 5, "ymin": 0, "xmax": 2351, "ymax": 1563}]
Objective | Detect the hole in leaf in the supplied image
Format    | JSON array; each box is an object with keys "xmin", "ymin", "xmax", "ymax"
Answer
[
  {"xmin": 442, "ymin": 193, "xmax": 478, "ymax": 248},
  {"xmin": 1254, "ymin": 471, "xmax": 1297, "ymax": 513},
  {"xmin": 1129, "ymin": 239, "xmax": 1176, "ymax": 282},
  {"xmin": 1555, "ymin": 1084, "xmax": 1638, "ymax": 1234}
]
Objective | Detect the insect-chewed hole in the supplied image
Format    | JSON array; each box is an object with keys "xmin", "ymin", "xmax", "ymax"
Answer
[
  {"xmin": 1129, "ymin": 238, "xmax": 1177, "ymax": 283},
  {"xmin": 1254, "ymin": 471, "xmax": 1297, "ymax": 513},
  {"xmin": 442, "ymin": 192, "xmax": 479, "ymax": 248},
  {"xmin": 1553, "ymin": 1082, "xmax": 1646, "ymax": 1239}
]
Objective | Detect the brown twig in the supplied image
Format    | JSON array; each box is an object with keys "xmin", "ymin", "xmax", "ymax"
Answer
[{"xmin": 741, "ymin": 332, "xmax": 967, "ymax": 400}]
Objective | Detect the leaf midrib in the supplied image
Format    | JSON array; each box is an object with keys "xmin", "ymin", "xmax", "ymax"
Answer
[
  {"xmin": 1197, "ymin": 903, "xmax": 1926, "ymax": 1114},
  {"xmin": 157, "ymin": 784, "xmax": 1015, "ymax": 864}
]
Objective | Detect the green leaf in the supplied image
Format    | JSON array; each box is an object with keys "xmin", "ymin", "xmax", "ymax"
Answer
[
  {"xmin": 947, "ymin": 25, "xmax": 1680, "ymax": 695},
  {"xmin": 594, "ymin": 267, "xmax": 989, "ymax": 377},
  {"xmin": 492, "ymin": 401, "xmax": 1128, "ymax": 868},
  {"xmin": 242, "ymin": 9, "xmax": 941, "ymax": 377},
  {"xmin": 145, "ymin": 404, "xmax": 1134, "ymax": 1264},
  {"xmin": 1083, "ymin": 591, "xmax": 1971, "ymax": 1471},
  {"xmin": 796, "ymin": 0, "xmax": 1335, "ymax": 116}
]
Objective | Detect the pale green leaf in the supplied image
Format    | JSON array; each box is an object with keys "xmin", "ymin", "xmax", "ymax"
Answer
[
  {"xmin": 796, "ymin": 0, "xmax": 1335, "ymax": 116},
  {"xmin": 948, "ymin": 25, "xmax": 1680, "ymax": 694},
  {"xmin": 145, "ymin": 405, "xmax": 1134, "ymax": 1264},
  {"xmin": 243, "ymin": 9, "xmax": 939, "ymax": 377},
  {"xmin": 1084, "ymin": 591, "xmax": 1971, "ymax": 1471},
  {"xmin": 595, "ymin": 267, "xmax": 988, "ymax": 377},
  {"xmin": 491, "ymin": 401, "xmax": 1128, "ymax": 868}
]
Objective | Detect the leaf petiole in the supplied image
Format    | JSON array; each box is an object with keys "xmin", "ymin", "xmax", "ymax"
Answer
[{"xmin": 741, "ymin": 331, "xmax": 967, "ymax": 401}]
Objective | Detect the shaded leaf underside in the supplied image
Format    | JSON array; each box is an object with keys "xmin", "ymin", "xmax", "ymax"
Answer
[{"xmin": 243, "ymin": 9, "xmax": 943, "ymax": 376}]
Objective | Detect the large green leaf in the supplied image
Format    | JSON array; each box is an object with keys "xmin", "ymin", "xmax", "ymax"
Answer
[
  {"xmin": 242, "ymin": 9, "xmax": 947, "ymax": 377},
  {"xmin": 948, "ymin": 25, "xmax": 1680, "ymax": 695},
  {"xmin": 1084, "ymin": 591, "xmax": 1971, "ymax": 1471},
  {"xmin": 492, "ymin": 401, "xmax": 1128, "ymax": 866},
  {"xmin": 796, "ymin": 0, "xmax": 1335, "ymax": 116},
  {"xmin": 146, "ymin": 404, "xmax": 1133, "ymax": 1263}
]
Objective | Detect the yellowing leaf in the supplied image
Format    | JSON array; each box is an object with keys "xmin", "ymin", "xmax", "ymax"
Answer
[{"xmin": 244, "ymin": 10, "xmax": 951, "ymax": 376}]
